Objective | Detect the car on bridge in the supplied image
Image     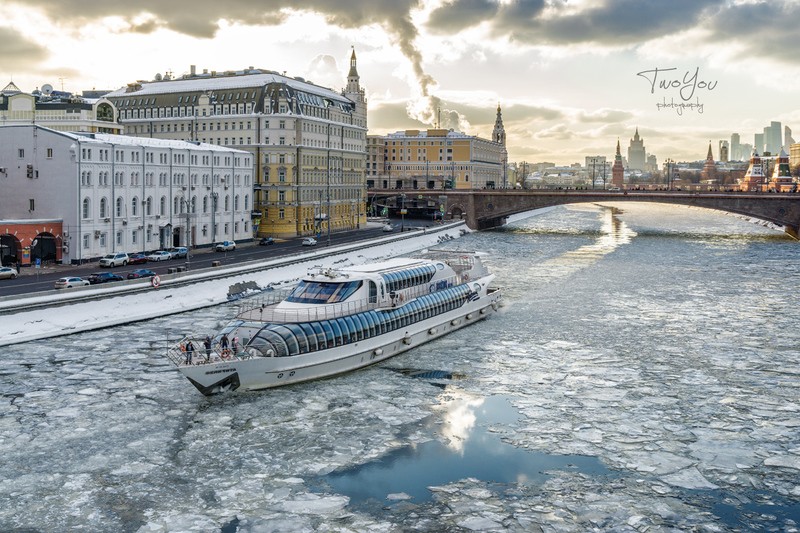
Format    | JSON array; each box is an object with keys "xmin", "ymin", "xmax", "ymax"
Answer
[
  {"xmin": 128, "ymin": 253, "xmax": 148, "ymax": 265},
  {"xmin": 301, "ymin": 237, "xmax": 317, "ymax": 246}
]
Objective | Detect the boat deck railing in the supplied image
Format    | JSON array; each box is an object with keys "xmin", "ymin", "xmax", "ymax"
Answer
[{"xmin": 167, "ymin": 336, "xmax": 255, "ymax": 367}]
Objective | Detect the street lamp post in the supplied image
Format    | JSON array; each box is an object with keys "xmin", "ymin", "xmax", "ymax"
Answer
[{"xmin": 400, "ymin": 193, "xmax": 406, "ymax": 232}]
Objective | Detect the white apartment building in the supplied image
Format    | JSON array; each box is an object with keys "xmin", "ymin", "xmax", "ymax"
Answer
[{"xmin": 0, "ymin": 125, "xmax": 252, "ymax": 265}]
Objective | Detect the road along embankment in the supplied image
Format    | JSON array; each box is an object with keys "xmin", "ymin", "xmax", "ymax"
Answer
[{"xmin": 0, "ymin": 222, "xmax": 468, "ymax": 346}]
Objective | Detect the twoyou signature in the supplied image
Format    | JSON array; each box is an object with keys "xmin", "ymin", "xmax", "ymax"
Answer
[{"xmin": 636, "ymin": 67, "xmax": 718, "ymax": 116}]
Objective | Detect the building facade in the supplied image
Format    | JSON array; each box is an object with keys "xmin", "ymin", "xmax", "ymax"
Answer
[
  {"xmin": 0, "ymin": 125, "xmax": 252, "ymax": 265},
  {"xmin": 366, "ymin": 127, "xmax": 507, "ymax": 191},
  {"xmin": 0, "ymin": 81, "xmax": 121, "ymax": 134},
  {"xmin": 105, "ymin": 51, "xmax": 367, "ymax": 238}
]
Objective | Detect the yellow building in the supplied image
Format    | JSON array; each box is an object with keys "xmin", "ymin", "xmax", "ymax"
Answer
[
  {"xmin": 106, "ymin": 51, "xmax": 367, "ymax": 238},
  {"xmin": 367, "ymin": 106, "xmax": 507, "ymax": 191}
]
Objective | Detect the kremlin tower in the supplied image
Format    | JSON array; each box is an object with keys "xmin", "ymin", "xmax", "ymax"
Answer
[
  {"xmin": 611, "ymin": 139, "xmax": 625, "ymax": 189},
  {"xmin": 739, "ymin": 149, "xmax": 767, "ymax": 192},
  {"xmin": 701, "ymin": 142, "xmax": 716, "ymax": 183},
  {"xmin": 767, "ymin": 148, "xmax": 796, "ymax": 192}
]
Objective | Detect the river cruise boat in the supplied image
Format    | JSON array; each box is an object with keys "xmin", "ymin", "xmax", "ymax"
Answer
[{"xmin": 167, "ymin": 251, "xmax": 502, "ymax": 395}]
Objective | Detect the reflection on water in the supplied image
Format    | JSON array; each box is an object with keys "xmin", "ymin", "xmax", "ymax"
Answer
[{"xmin": 320, "ymin": 395, "xmax": 611, "ymax": 507}]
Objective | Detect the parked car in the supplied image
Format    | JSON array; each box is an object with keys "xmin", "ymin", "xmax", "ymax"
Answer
[
  {"xmin": 146, "ymin": 250, "xmax": 172, "ymax": 262},
  {"xmin": 0, "ymin": 266, "xmax": 19, "ymax": 280},
  {"xmin": 99, "ymin": 252, "xmax": 129, "ymax": 267},
  {"xmin": 259, "ymin": 237, "xmax": 274, "ymax": 246},
  {"xmin": 168, "ymin": 247, "xmax": 188, "ymax": 259},
  {"xmin": 382, "ymin": 224, "xmax": 394, "ymax": 232},
  {"xmin": 87, "ymin": 272, "xmax": 124, "ymax": 285},
  {"xmin": 127, "ymin": 268, "xmax": 156, "ymax": 280},
  {"xmin": 128, "ymin": 253, "xmax": 148, "ymax": 265},
  {"xmin": 215, "ymin": 241, "xmax": 236, "ymax": 252},
  {"xmin": 54, "ymin": 276, "xmax": 90, "ymax": 289},
  {"xmin": 301, "ymin": 237, "xmax": 318, "ymax": 246}
]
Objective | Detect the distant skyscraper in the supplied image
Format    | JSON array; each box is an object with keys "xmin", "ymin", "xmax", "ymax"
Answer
[
  {"xmin": 719, "ymin": 140, "xmax": 729, "ymax": 162},
  {"xmin": 784, "ymin": 126, "xmax": 795, "ymax": 152},
  {"xmin": 754, "ymin": 133, "xmax": 765, "ymax": 154},
  {"xmin": 627, "ymin": 127, "xmax": 646, "ymax": 170},
  {"xmin": 768, "ymin": 121, "xmax": 782, "ymax": 155},
  {"xmin": 731, "ymin": 133, "xmax": 741, "ymax": 160}
]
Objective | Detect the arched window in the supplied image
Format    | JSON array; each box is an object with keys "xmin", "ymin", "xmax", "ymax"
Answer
[
  {"xmin": 203, "ymin": 196, "xmax": 208, "ymax": 214},
  {"xmin": 116, "ymin": 197, "xmax": 123, "ymax": 217},
  {"xmin": 146, "ymin": 196, "xmax": 153, "ymax": 215},
  {"xmin": 174, "ymin": 197, "xmax": 180, "ymax": 214},
  {"xmin": 244, "ymin": 194, "xmax": 249, "ymax": 210},
  {"xmin": 224, "ymin": 195, "xmax": 230, "ymax": 211},
  {"xmin": 100, "ymin": 197, "xmax": 108, "ymax": 218},
  {"xmin": 191, "ymin": 196, "xmax": 197, "ymax": 214},
  {"xmin": 82, "ymin": 197, "xmax": 90, "ymax": 219},
  {"xmin": 131, "ymin": 197, "xmax": 138, "ymax": 216},
  {"xmin": 234, "ymin": 194, "xmax": 240, "ymax": 210},
  {"xmin": 160, "ymin": 196, "xmax": 166, "ymax": 216}
]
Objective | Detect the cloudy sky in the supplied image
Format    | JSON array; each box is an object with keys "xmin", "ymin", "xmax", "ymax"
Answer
[{"xmin": 2, "ymin": 0, "xmax": 799, "ymax": 165}]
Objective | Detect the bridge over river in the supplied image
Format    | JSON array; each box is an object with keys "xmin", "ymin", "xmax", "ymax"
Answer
[{"xmin": 369, "ymin": 189, "xmax": 800, "ymax": 239}]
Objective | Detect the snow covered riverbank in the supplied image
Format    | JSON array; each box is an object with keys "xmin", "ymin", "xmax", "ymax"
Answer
[{"xmin": 1, "ymin": 224, "xmax": 468, "ymax": 346}]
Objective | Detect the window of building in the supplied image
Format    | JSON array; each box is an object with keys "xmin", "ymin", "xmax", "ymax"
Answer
[
  {"xmin": 83, "ymin": 234, "xmax": 90, "ymax": 249},
  {"xmin": 18, "ymin": 149, "xmax": 24, "ymax": 158},
  {"xmin": 46, "ymin": 148, "xmax": 53, "ymax": 159}
]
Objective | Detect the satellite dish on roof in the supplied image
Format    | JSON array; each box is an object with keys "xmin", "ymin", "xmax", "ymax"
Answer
[
  {"xmin": 155, "ymin": 73, "xmax": 163, "ymax": 81},
  {"xmin": 41, "ymin": 84, "xmax": 53, "ymax": 95}
]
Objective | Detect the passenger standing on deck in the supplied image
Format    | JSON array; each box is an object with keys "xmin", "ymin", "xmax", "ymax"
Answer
[
  {"xmin": 220, "ymin": 334, "xmax": 230, "ymax": 358},
  {"xmin": 185, "ymin": 340, "xmax": 195, "ymax": 365},
  {"xmin": 203, "ymin": 336, "xmax": 212, "ymax": 361},
  {"xmin": 231, "ymin": 336, "xmax": 239, "ymax": 355}
]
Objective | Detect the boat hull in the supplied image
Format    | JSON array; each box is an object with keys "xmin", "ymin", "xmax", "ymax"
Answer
[{"xmin": 178, "ymin": 288, "xmax": 501, "ymax": 395}]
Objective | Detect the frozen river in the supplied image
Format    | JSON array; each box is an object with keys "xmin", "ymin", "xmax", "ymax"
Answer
[{"xmin": 2, "ymin": 203, "xmax": 800, "ymax": 532}]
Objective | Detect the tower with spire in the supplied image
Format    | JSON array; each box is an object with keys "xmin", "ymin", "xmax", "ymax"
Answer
[
  {"xmin": 701, "ymin": 142, "xmax": 716, "ymax": 183},
  {"xmin": 491, "ymin": 103, "xmax": 506, "ymax": 146},
  {"xmin": 627, "ymin": 127, "xmax": 647, "ymax": 171},
  {"xmin": 739, "ymin": 148, "xmax": 767, "ymax": 192},
  {"xmin": 342, "ymin": 47, "xmax": 367, "ymax": 131},
  {"xmin": 768, "ymin": 148, "xmax": 795, "ymax": 192},
  {"xmin": 612, "ymin": 139, "xmax": 625, "ymax": 188}
]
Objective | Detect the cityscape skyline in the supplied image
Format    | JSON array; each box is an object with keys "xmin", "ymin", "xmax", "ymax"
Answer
[{"xmin": 2, "ymin": 0, "xmax": 799, "ymax": 165}]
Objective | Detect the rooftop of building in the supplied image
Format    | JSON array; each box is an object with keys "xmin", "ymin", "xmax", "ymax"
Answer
[
  {"xmin": 106, "ymin": 68, "xmax": 351, "ymax": 105},
  {"xmin": 0, "ymin": 124, "xmax": 249, "ymax": 153}
]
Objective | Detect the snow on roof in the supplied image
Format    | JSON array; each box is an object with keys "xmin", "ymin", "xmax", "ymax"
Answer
[{"xmin": 106, "ymin": 72, "xmax": 350, "ymax": 104}]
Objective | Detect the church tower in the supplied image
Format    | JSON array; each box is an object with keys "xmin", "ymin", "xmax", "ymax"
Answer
[
  {"xmin": 611, "ymin": 139, "xmax": 625, "ymax": 188},
  {"xmin": 492, "ymin": 103, "xmax": 506, "ymax": 146},
  {"xmin": 346, "ymin": 47, "xmax": 361, "ymax": 95}
]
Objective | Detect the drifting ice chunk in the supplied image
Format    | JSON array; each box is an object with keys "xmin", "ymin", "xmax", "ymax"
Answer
[{"xmin": 661, "ymin": 467, "xmax": 719, "ymax": 490}]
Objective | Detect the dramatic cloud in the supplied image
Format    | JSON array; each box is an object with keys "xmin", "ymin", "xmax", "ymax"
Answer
[
  {"xmin": 0, "ymin": 26, "xmax": 49, "ymax": 70},
  {"xmin": 427, "ymin": 0, "xmax": 498, "ymax": 33},
  {"xmin": 577, "ymin": 108, "xmax": 635, "ymax": 123}
]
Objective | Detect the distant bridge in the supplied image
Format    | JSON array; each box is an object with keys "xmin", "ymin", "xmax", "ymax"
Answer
[{"xmin": 368, "ymin": 189, "xmax": 800, "ymax": 239}]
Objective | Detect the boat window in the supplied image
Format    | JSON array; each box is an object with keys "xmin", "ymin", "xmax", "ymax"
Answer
[
  {"xmin": 343, "ymin": 316, "xmax": 359, "ymax": 342},
  {"xmin": 327, "ymin": 319, "xmax": 343, "ymax": 346},
  {"xmin": 319, "ymin": 320, "xmax": 336, "ymax": 348},
  {"xmin": 271, "ymin": 325, "xmax": 300, "ymax": 355},
  {"xmin": 336, "ymin": 318, "xmax": 351, "ymax": 344},
  {"xmin": 285, "ymin": 324, "xmax": 309, "ymax": 353},
  {"xmin": 353, "ymin": 314, "xmax": 370, "ymax": 340},
  {"xmin": 368, "ymin": 281, "xmax": 377, "ymax": 304},
  {"xmin": 286, "ymin": 280, "xmax": 363, "ymax": 304},
  {"xmin": 299, "ymin": 323, "xmax": 317, "ymax": 352},
  {"xmin": 309, "ymin": 322, "xmax": 326, "ymax": 350},
  {"xmin": 255, "ymin": 328, "xmax": 289, "ymax": 357},
  {"xmin": 362, "ymin": 312, "xmax": 376, "ymax": 338}
]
